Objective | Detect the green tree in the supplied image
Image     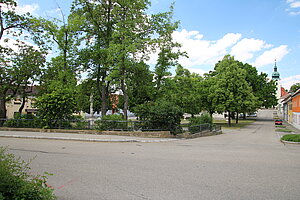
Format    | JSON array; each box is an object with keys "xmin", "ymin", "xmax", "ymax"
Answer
[
  {"xmin": 35, "ymin": 72, "xmax": 77, "ymax": 128},
  {"xmin": 126, "ymin": 61, "xmax": 154, "ymax": 111},
  {"xmin": 10, "ymin": 43, "xmax": 45, "ymax": 114},
  {"xmin": 134, "ymin": 100, "xmax": 183, "ymax": 134},
  {"xmin": 163, "ymin": 65, "xmax": 202, "ymax": 117},
  {"xmin": 0, "ymin": 0, "xmax": 33, "ymax": 40},
  {"xmin": 108, "ymin": 0, "xmax": 154, "ymax": 120},
  {"xmin": 0, "ymin": 46, "xmax": 14, "ymax": 122},
  {"xmin": 200, "ymin": 74, "xmax": 218, "ymax": 117},
  {"xmin": 152, "ymin": 4, "xmax": 187, "ymax": 97},
  {"xmin": 290, "ymin": 83, "xmax": 300, "ymax": 93},
  {"xmin": 213, "ymin": 55, "xmax": 257, "ymax": 126},
  {"xmin": 32, "ymin": 9, "xmax": 82, "ymax": 73},
  {"xmin": 249, "ymin": 72, "xmax": 277, "ymax": 109},
  {"xmin": 76, "ymin": 79, "xmax": 102, "ymax": 114},
  {"xmin": 71, "ymin": 0, "xmax": 116, "ymax": 117},
  {"xmin": 0, "ymin": 42, "xmax": 45, "ymax": 123},
  {"xmin": 0, "ymin": 0, "xmax": 41, "ymax": 121},
  {"xmin": 238, "ymin": 62, "xmax": 277, "ymax": 111}
]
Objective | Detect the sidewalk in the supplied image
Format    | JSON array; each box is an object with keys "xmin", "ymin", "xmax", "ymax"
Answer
[
  {"xmin": 275, "ymin": 120, "xmax": 300, "ymax": 141},
  {"xmin": 0, "ymin": 130, "xmax": 180, "ymax": 143},
  {"xmin": 282, "ymin": 120, "xmax": 300, "ymax": 134}
]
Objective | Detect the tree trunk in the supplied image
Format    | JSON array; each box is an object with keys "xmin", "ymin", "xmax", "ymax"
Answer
[
  {"xmin": 89, "ymin": 93, "xmax": 93, "ymax": 116},
  {"xmin": 63, "ymin": 31, "xmax": 68, "ymax": 71},
  {"xmin": 18, "ymin": 95, "xmax": 26, "ymax": 114},
  {"xmin": 0, "ymin": 97, "xmax": 7, "ymax": 126},
  {"xmin": 209, "ymin": 111, "xmax": 214, "ymax": 118},
  {"xmin": 101, "ymin": 83, "xmax": 107, "ymax": 117},
  {"xmin": 123, "ymin": 88, "xmax": 129, "ymax": 121},
  {"xmin": 121, "ymin": 70, "xmax": 128, "ymax": 120},
  {"xmin": 228, "ymin": 111, "xmax": 231, "ymax": 127},
  {"xmin": 236, "ymin": 112, "xmax": 239, "ymax": 124},
  {"xmin": 95, "ymin": 64, "xmax": 108, "ymax": 118}
]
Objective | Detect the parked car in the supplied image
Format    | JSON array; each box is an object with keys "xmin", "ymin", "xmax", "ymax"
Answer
[
  {"xmin": 275, "ymin": 119, "xmax": 283, "ymax": 125},
  {"xmin": 247, "ymin": 112, "xmax": 257, "ymax": 117},
  {"xmin": 239, "ymin": 113, "xmax": 245, "ymax": 118}
]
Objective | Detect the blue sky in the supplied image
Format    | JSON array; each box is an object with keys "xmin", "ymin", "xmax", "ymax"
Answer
[{"xmin": 15, "ymin": 0, "xmax": 300, "ymax": 89}]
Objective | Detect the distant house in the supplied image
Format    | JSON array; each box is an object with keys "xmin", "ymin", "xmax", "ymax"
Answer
[
  {"xmin": 6, "ymin": 86, "xmax": 39, "ymax": 119},
  {"xmin": 281, "ymin": 93, "xmax": 291, "ymax": 122},
  {"xmin": 278, "ymin": 87, "xmax": 289, "ymax": 116},
  {"xmin": 288, "ymin": 99, "xmax": 293, "ymax": 124},
  {"xmin": 292, "ymin": 89, "xmax": 300, "ymax": 129}
]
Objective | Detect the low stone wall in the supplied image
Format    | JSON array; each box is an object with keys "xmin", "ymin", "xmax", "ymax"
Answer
[
  {"xmin": 178, "ymin": 130, "xmax": 222, "ymax": 139},
  {"xmin": 0, "ymin": 127, "xmax": 221, "ymax": 138},
  {"xmin": 100, "ymin": 131, "xmax": 171, "ymax": 138},
  {"xmin": 0, "ymin": 127, "xmax": 171, "ymax": 138}
]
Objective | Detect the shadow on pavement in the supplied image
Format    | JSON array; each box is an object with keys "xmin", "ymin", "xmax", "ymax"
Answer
[{"xmin": 255, "ymin": 118, "xmax": 274, "ymax": 122}]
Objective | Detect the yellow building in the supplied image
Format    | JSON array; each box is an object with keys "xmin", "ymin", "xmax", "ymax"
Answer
[
  {"xmin": 288, "ymin": 101, "xmax": 293, "ymax": 124},
  {"xmin": 5, "ymin": 86, "xmax": 39, "ymax": 119},
  {"xmin": 6, "ymin": 98, "xmax": 37, "ymax": 119}
]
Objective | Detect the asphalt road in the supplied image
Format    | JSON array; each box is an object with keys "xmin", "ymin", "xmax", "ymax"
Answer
[{"xmin": 1, "ymin": 109, "xmax": 300, "ymax": 200}]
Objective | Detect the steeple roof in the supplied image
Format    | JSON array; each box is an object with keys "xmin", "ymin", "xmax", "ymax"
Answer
[{"xmin": 272, "ymin": 60, "xmax": 280, "ymax": 80}]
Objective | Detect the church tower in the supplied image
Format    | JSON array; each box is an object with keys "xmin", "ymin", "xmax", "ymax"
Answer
[
  {"xmin": 271, "ymin": 60, "xmax": 282, "ymax": 106},
  {"xmin": 272, "ymin": 60, "xmax": 280, "ymax": 81}
]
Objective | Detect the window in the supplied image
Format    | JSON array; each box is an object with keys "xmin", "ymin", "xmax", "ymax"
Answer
[{"xmin": 13, "ymin": 98, "xmax": 22, "ymax": 104}]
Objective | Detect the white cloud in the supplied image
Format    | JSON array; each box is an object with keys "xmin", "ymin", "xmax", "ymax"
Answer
[
  {"xmin": 45, "ymin": 8, "xmax": 62, "ymax": 17},
  {"xmin": 290, "ymin": 10, "xmax": 300, "ymax": 15},
  {"xmin": 0, "ymin": 1, "xmax": 39, "ymax": 15},
  {"xmin": 230, "ymin": 38, "xmax": 272, "ymax": 61},
  {"xmin": 0, "ymin": 37, "xmax": 39, "ymax": 52},
  {"xmin": 186, "ymin": 67, "xmax": 207, "ymax": 76},
  {"xmin": 281, "ymin": 75, "xmax": 300, "ymax": 90},
  {"xmin": 253, "ymin": 45, "xmax": 289, "ymax": 67},
  {"xmin": 286, "ymin": 0, "xmax": 300, "ymax": 15},
  {"xmin": 147, "ymin": 29, "xmax": 289, "ymax": 75},
  {"xmin": 290, "ymin": 1, "xmax": 300, "ymax": 8},
  {"xmin": 16, "ymin": 3, "xmax": 39, "ymax": 15},
  {"xmin": 171, "ymin": 29, "xmax": 241, "ymax": 67}
]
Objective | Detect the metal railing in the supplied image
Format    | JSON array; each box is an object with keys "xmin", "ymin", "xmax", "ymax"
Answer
[
  {"xmin": 188, "ymin": 123, "xmax": 221, "ymax": 134},
  {"xmin": 0, "ymin": 118, "xmax": 169, "ymax": 132},
  {"xmin": 0, "ymin": 119, "xmax": 221, "ymax": 135}
]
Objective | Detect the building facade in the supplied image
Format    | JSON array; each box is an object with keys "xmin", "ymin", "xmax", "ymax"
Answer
[
  {"xmin": 5, "ymin": 86, "xmax": 39, "ymax": 119},
  {"xmin": 281, "ymin": 94, "xmax": 291, "ymax": 122},
  {"xmin": 292, "ymin": 89, "xmax": 300, "ymax": 129}
]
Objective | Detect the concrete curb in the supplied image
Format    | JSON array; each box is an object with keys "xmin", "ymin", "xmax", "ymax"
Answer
[
  {"xmin": 280, "ymin": 140, "xmax": 300, "ymax": 145},
  {"xmin": 0, "ymin": 134, "xmax": 179, "ymax": 143},
  {"xmin": 0, "ymin": 128, "xmax": 172, "ymax": 138}
]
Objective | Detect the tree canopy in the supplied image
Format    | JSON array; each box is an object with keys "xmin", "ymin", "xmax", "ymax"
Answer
[
  {"xmin": 0, "ymin": 0, "xmax": 280, "ymax": 130},
  {"xmin": 290, "ymin": 83, "xmax": 300, "ymax": 93}
]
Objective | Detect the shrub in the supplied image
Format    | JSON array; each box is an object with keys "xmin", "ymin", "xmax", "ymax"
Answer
[
  {"xmin": 275, "ymin": 125, "xmax": 286, "ymax": 128},
  {"xmin": 94, "ymin": 114, "xmax": 127, "ymax": 130},
  {"xmin": 3, "ymin": 114, "xmax": 44, "ymax": 128},
  {"xmin": 73, "ymin": 121, "xmax": 89, "ymax": 129},
  {"xmin": 0, "ymin": 147, "xmax": 56, "ymax": 200},
  {"xmin": 275, "ymin": 128, "xmax": 293, "ymax": 133},
  {"xmin": 189, "ymin": 113, "xmax": 212, "ymax": 125},
  {"xmin": 134, "ymin": 100, "xmax": 183, "ymax": 134},
  {"xmin": 281, "ymin": 134, "xmax": 300, "ymax": 142},
  {"xmin": 35, "ymin": 89, "xmax": 77, "ymax": 128}
]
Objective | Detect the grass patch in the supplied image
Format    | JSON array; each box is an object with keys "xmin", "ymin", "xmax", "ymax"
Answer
[
  {"xmin": 275, "ymin": 125, "xmax": 286, "ymax": 128},
  {"xmin": 180, "ymin": 119, "xmax": 190, "ymax": 124},
  {"xmin": 281, "ymin": 134, "xmax": 300, "ymax": 142},
  {"xmin": 276, "ymin": 128, "xmax": 293, "ymax": 133},
  {"xmin": 213, "ymin": 119, "xmax": 256, "ymax": 129}
]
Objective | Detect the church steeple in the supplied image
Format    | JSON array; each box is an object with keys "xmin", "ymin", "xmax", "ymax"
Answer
[{"xmin": 272, "ymin": 59, "xmax": 280, "ymax": 81}]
